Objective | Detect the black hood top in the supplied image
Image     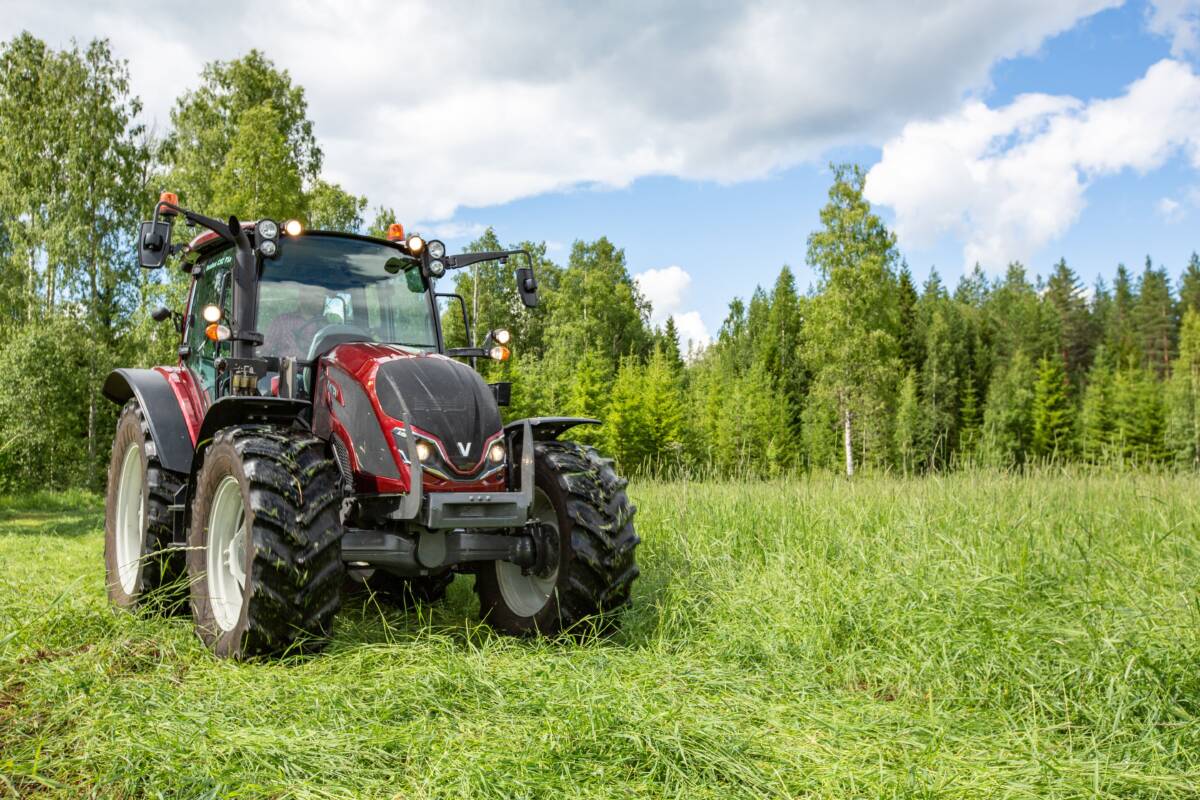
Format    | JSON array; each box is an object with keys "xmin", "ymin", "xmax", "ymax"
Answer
[{"xmin": 374, "ymin": 355, "xmax": 502, "ymax": 472}]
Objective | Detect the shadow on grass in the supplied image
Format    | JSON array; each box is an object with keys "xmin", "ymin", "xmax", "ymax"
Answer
[{"xmin": 0, "ymin": 510, "xmax": 101, "ymax": 538}]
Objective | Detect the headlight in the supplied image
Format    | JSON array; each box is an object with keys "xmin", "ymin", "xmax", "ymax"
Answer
[
  {"xmin": 201, "ymin": 304, "xmax": 222, "ymax": 323},
  {"xmin": 256, "ymin": 219, "xmax": 278, "ymax": 240},
  {"xmin": 488, "ymin": 441, "xmax": 506, "ymax": 464},
  {"xmin": 492, "ymin": 328, "xmax": 511, "ymax": 345},
  {"xmin": 415, "ymin": 441, "xmax": 433, "ymax": 462},
  {"xmin": 428, "ymin": 259, "xmax": 445, "ymax": 277},
  {"xmin": 428, "ymin": 240, "xmax": 446, "ymax": 259},
  {"xmin": 259, "ymin": 239, "xmax": 277, "ymax": 257}
]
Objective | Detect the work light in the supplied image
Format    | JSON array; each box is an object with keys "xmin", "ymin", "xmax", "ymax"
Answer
[
  {"xmin": 284, "ymin": 219, "xmax": 304, "ymax": 236},
  {"xmin": 256, "ymin": 219, "xmax": 279, "ymax": 240},
  {"xmin": 488, "ymin": 441, "xmax": 506, "ymax": 464},
  {"xmin": 428, "ymin": 240, "xmax": 446, "ymax": 260},
  {"xmin": 428, "ymin": 259, "xmax": 445, "ymax": 277},
  {"xmin": 415, "ymin": 441, "xmax": 433, "ymax": 462},
  {"xmin": 407, "ymin": 235, "xmax": 425, "ymax": 255},
  {"xmin": 201, "ymin": 304, "xmax": 222, "ymax": 323}
]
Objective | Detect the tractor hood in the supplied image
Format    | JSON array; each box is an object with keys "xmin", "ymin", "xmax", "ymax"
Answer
[{"xmin": 372, "ymin": 353, "xmax": 502, "ymax": 472}]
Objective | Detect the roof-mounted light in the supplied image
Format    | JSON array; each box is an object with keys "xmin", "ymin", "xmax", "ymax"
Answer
[
  {"xmin": 157, "ymin": 191, "xmax": 179, "ymax": 217},
  {"xmin": 283, "ymin": 219, "xmax": 304, "ymax": 236},
  {"xmin": 407, "ymin": 235, "xmax": 425, "ymax": 255},
  {"xmin": 386, "ymin": 223, "xmax": 405, "ymax": 242}
]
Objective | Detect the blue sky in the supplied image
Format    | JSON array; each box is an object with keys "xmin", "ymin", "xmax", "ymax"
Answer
[
  {"xmin": 435, "ymin": 1, "xmax": 1200, "ymax": 346},
  {"xmin": 4, "ymin": 1, "xmax": 1200, "ymax": 350}
]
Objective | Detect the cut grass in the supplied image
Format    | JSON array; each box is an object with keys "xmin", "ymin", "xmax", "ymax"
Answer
[{"xmin": 0, "ymin": 471, "xmax": 1197, "ymax": 798}]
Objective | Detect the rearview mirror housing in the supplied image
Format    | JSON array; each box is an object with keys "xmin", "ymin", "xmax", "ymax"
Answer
[
  {"xmin": 516, "ymin": 267, "xmax": 538, "ymax": 308},
  {"xmin": 138, "ymin": 220, "xmax": 173, "ymax": 269}
]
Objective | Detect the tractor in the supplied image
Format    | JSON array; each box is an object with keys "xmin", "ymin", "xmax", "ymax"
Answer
[{"xmin": 102, "ymin": 194, "xmax": 639, "ymax": 658}]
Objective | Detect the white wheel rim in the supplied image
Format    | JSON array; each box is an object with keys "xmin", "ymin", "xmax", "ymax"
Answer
[
  {"xmin": 496, "ymin": 488, "xmax": 559, "ymax": 617},
  {"xmin": 207, "ymin": 475, "xmax": 248, "ymax": 632},
  {"xmin": 114, "ymin": 442, "xmax": 145, "ymax": 595}
]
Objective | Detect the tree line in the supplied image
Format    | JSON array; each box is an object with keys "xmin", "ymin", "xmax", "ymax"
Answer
[{"xmin": 0, "ymin": 33, "xmax": 1197, "ymax": 490}]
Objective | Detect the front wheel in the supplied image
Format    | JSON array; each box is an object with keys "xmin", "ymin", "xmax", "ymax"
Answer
[
  {"xmin": 188, "ymin": 427, "xmax": 344, "ymax": 659},
  {"xmin": 475, "ymin": 441, "xmax": 639, "ymax": 635},
  {"xmin": 103, "ymin": 400, "xmax": 184, "ymax": 612}
]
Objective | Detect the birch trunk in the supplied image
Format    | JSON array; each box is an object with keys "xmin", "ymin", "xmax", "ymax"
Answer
[{"xmin": 843, "ymin": 406, "xmax": 854, "ymax": 478}]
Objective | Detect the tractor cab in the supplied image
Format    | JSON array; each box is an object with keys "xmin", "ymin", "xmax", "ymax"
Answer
[{"xmin": 185, "ymin": 230, "xmax": 438, "ymax": 403}]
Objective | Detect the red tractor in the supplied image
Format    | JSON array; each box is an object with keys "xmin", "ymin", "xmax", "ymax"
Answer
[{"xmin": 102, "ymin": 195, "xmax": 639, "ymax": 658}]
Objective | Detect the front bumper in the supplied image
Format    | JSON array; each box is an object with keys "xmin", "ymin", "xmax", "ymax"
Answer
[{"xmin": 392, "ymin": 419, "xmax": 535, "ymax": 529}]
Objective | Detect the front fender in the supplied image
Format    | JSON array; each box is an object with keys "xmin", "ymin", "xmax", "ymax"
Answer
[
  {"xmin": 102, "ymin": 368, "xmax": 193, "ymax": 473},
  {"xmin": 503, "ymin": 416, "xmax": 600, "ymax": 441}
]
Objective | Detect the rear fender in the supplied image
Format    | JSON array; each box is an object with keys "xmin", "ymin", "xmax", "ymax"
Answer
[{"xmin": 102, "ymin": 368, "xmax": 193, "ymax": 474}]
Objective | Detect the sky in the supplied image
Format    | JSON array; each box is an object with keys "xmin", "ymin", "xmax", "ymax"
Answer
[{"xmin": 3, "ymin": 0, "xmax": 1200, "ymax": 352}]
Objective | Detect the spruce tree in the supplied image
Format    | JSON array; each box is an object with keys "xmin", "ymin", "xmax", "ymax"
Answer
[
  {"xmin": 1134, "ymin": 257, "xmax": 1176, "ymax": 376},
  {"xmin": 1179, "ymin": 252, "xmax": 1200, "ymax": 317},
  {"xmin": 1165, "ymin": 310, "xmax": 1200, "ymax": 467},
  {"xmin": 981, "ymin": 350, "xmax": 1036, "ymax": 466},
  {"xmin": 1031, "ymin": 355, "xmax": 1075, "ymax": 460},
  {"xmin": 1106, "ymin": 264, "xmax": 1139, "ymax": 368},
  {"xmin": 1079, "ymin": 356, "xmax": 1115, "ymax": 462},
  {"xmin": 894, "ymin": 368, "xmax": 921, "ymax": 474},
  {"xmin": 897, "ymin": 263, "xmax": 923, "ymax": 372},
  {"xmin": 958, "ymin": 371, "xmax": 981, "ymax": 461}
]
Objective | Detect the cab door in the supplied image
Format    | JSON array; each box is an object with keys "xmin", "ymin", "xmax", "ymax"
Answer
[{"xmin": 182, "ymin": 247, "xmax": 234, "ymax": 405}]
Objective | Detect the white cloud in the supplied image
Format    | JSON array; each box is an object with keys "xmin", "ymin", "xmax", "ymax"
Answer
[
  {"xmin": 670, "ymin": 311, "xmax": 712, "ymax": 355},
  {"xmin": 634, "ymin": 265, "xmax": 711, "ymax": 354},
  {"xmin": 1147, "ymin": 0, "xmax": 1200, "ymax": 56},
  {"xmin": 1158, "ymin": 196, "xmax": 1185, "ymax": 221},
  {"xmin": 0, "ymin": 0, "xmax": 1116, "ymax": 222},
  {"xmin": 864, "ymin": 58, "xmax": 1200, "ymax": 270},
  {"xmin": 635, "ymin": 265, "xmax": 692, "ymax": 321}
]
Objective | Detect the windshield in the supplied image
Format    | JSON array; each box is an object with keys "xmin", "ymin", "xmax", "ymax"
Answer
[{"xmin": 259, "ymin": 235, "xmax": 436, "ymax": 359}]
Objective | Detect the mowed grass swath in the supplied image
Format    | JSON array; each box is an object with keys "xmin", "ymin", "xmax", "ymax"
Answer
[{"xmin": 0, "ymin": 472, "xmax": 1197, "ymax": 798}]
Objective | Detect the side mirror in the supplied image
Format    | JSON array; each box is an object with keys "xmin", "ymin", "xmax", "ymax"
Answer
[
  {"xmin": 138, "ymin": 220, "xmax": 173, "ymax": 269},
  {"xmin": 150, "ymin": 305, "xmax": 171, "ymax": 322},
  {"xmin": 516, "ymin": 267, "xmax": 538, "ymax": 308}
]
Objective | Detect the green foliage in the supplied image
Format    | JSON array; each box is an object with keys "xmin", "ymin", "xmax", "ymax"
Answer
[
  {"xmin": 0, "ymin": 317, "xmax": 111, "ymax": 490},
  {"xmin": 1165, "ymin": 310, "xmax": 1200, "ymax": 467},
  {"xmin": 163, "ymin": 49, "xmax": 320, "ymax": 212},
  {"xmin": 305, "ymin": 180, "xmax": 366, "ymax": 232},
  {"xmin": 1031, "ymin": 355, "xmax": 1075, "ymax": 460},
  {"xmin": 981, "ymin": 350, "xmax": 1036, "ymax": 466},
  {"xmin": 803, "ymin": 164, "xmax": 901, "ymax": 475},
  {"xmin": 211, "ymin": 103, "xmax": 305, "ymax": 221},
  {"xmin": 894, "ymin": 368, "xmax": 921, "ymax": 474}
]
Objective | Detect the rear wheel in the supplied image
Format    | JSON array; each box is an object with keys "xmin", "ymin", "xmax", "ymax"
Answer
[
  {"xmin": 188, "ymin": 427, "xmax": 344, "ymax": 659},
  {"xmin": 103, "ymin": 400, "xmax": 184, "ymax": 612},
  {"xmin": 475, "ymin": 440, "xmax": 639, "ymax": 636}
]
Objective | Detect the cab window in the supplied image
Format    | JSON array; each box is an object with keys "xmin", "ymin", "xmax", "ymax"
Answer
[{"xmin": 184, "ymin": 248, "xmax": 234, "ymax": 401}]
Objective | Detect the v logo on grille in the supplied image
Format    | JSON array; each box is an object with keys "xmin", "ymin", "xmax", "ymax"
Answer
[{"xmin": 456, "ymin": 442, "xmax": 472, "ymax": 457}]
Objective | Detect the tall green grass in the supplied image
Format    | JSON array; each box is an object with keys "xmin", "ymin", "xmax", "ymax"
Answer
[{"xmin": 0, "ymin": 472, "xmax": 1197, "ymax": 798}]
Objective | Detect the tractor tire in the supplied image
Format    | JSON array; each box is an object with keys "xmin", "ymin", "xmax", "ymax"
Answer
[
  {"xmin": 475, "ymin": 440, "xmax": 639, "ymax": 636},
  {"xmin": 103, "ymin": 399, "xmax": 185, "ymax": 613},
  {"xmin": 355, "ymin": 570, "xmax": 454, "ymax": 609},
  {"xmin": 187, "ymin": 427, "xmax": 344, "ymax": 659}
]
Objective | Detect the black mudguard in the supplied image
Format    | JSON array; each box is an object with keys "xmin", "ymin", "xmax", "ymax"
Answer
[
  {"xmin": 102, "ymin": 368, "xmax": 193, "ymax": 474},
  {"xmin": 503, "ymin": 416, "xmax": 600, "ymax": 441}
]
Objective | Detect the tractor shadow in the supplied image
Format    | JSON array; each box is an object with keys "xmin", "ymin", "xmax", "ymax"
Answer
[{"xmin": 0, "ymin": 509, "xmax": 102, "ymax": 538}]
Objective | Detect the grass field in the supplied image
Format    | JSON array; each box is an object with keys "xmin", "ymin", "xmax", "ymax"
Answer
[{"xmin": 0, "ymin": 473, "xmax": 1198, "ymax": 798}]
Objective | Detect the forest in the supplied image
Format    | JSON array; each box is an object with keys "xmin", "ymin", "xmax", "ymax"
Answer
[{"xmin": 2, "ymin": 33, "xmax": 1199, "ymax": 490}]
